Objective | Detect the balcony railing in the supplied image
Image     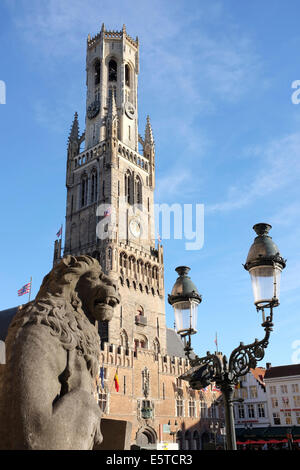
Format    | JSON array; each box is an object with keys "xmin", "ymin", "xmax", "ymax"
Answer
[
  {"xmin": 135, "ymin": 314, "xmax": 147, "ymax": 326},
  {"xmin": 141, "ymin": 407, "xmax": 152, "ymax": 419}
]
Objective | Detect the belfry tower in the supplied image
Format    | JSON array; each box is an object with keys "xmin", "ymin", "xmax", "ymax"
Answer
[{"xmin": 56, "ymin": 25, "xmax": 166, "ymax": 354}]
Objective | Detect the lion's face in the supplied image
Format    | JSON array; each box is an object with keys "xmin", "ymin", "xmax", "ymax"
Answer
[{"xmin": 76, "ymin": 270, "xmax": 120, "ymax": 322}]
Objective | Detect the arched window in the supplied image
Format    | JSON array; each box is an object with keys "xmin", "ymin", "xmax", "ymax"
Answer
[
  {"xmin": 135, "ymin": 175, "xmax": 142, "ymax": 204},
  {"xmin": 90, "ymin": 170, "xmax": 98, "ymax": 203},
  {"xmin": 153, "ymin": 338, "xmax": 160, "ymax": 355},
  {"xmin": 152, "ymin": 266, "xmax": 158, "ymax": 280},
  {"xmin": 125, "ymin": 170, "xmax": 132, "ymax": 204},
  {"xmin": 108, "ymin": 59, "xmax": 117, "ymax": 81},
  {"xmin": 145, "ymin": 263, "xmax": 151, "ymax": 278},
  {"xmin": 119, "ymin": 252, "xmax": 127, "ymax": 269},
  {"xmin": 120, "ymin": 330, "xmax": 129, "ymax": 349},
  {"xmin": 185, "ymin": 431, "xmax": 192, "ymax": 450},
  {"xmin": 94, "ymin": 59, "xmax": 101, "ymax": 85},
  {"xmin": 129, "ymin": 256, "xmax": 136, "ymax": 272},
  {"xmin": 176, "ymin": 431, "xmax": 183, "ymax": 450},
  {"xmin": 188, "ymin": 399, "xmax": 196, "ymax": 418},
  {"xmin": 176, "ymin": 396, "xmax": 184, "ymax": 418},
  {"xmin": 81, "ymin": 174, "xmax": 88, "ymax": 207},
  {"xmin": 137, "ymin": 306, "xmax": 144, "ymax": 316},
  {"xmin": 134, "ymin": 334, "xmax": 148, "ymax": 350},
  {"xmin": 125, "ymin": 64, "xmax": 130, "ymax": 87},
  {"xmin": 193, "ymin": 431, "xmax": 200, "ymax": 450}
]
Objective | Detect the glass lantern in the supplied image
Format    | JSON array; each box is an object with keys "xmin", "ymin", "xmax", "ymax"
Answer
[
  {"xmin": 249, "ymin": 264, "xmax": 282, "ymax": 308},
  {"xmin": 168, "ymin": 266, "xmax": 202, "ymax": 338},
  {"xmin": 244, "ymin": 223, "xmax": 286, "ymax": 310},
  {"xmin": 173, "ymin": 299, "xmax": 199, "ymax": 336}
]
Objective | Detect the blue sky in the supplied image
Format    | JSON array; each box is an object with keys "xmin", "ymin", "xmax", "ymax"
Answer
[{"xmin": 1, "ymin": 0, "xmax": 300, "ymax": 366}]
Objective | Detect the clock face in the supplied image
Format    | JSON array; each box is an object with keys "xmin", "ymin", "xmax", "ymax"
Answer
[
  {"xmin": 129, "ymin": 218, "xmax": 141, "ymax": 238},
  {"xmin": 125, "ymin": 102, "xmax": 136, "ymax": 120},
  {"xmin": 87, "ymin": 100, "xmax": 100, "ymax": 120}
]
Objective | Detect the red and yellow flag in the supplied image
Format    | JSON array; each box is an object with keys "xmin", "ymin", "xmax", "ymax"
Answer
[{"xmin": 114, "ymin": 372, "xmax": 119, "ymax": 392}]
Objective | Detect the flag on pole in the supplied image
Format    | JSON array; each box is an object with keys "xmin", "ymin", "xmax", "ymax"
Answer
[
  {"xmin": 235, "ymin": 380, "xmax": 243, "ymax": 389},
  {"xmin": 114, "ymin": 371, "xmax": 120, "ymax": 392},
  {"xmin": 56, "ymin": 225, "xmax": 63, "ymax": 238},
  {"xmin": 104, "ymin": 207, "xmax": 112, "ymax": 218},
  {"xmin": 214, "ymin": 332, "xmax": 218, "ymax": 352},
  {"xmin": 18, "ymin": 281, "xmax": 31, "ymax": 297}
]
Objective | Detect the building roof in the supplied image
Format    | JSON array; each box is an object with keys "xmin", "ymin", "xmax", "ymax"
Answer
[
  {"xmin": 0, "ymin": 306, "xmax": 19, "ymax": 341},
  {"xmin": 166, "ymin": 328, "xmax": 186, "ymax": 358},
  {"xmin": 264, "ymin": 364, "xmax": 300, "ymax": 380},
  {"xmin": 250, "ymin": 367, "xmax": 266, "ymax": 386}
]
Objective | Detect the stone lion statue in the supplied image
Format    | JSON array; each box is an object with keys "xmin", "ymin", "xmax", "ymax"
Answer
[{"xmin": 0, "ymin": 255, "xmax": 120, "ymax": 450}]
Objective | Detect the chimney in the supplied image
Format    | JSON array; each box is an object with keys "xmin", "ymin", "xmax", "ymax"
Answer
[{"xmin": 266, "ymin": 362, "xmax": 272, "ymax": 369}]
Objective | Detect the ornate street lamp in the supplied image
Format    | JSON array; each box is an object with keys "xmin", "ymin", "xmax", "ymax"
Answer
[
  {"xmin": 168, "ymin": 223, "xmax": 286, "ymax": 451},
  {"xmin": 168, "ymin": 266, "xmax": 202, "ymax": 346},
  {"xmin": 168, "ymin": 420, "xmax": 179, "ymax": 443}
]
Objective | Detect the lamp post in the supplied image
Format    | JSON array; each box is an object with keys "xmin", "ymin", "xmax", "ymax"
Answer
[
  {"xmin": 168, "ymin": 420, "xmax": 179, "ymax": 444},
  {"xmin": 209, "ymin": 421, "xmax": 220, "ymax": 448},
  {"xmin": 168, "ymin": 223, "xmax": 285, "ymax": 451}
]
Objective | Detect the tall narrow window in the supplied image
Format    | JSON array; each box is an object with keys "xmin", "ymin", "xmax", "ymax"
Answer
[
  {"xmin": 125, "ymin": 170, "xmax": 132, "ymax": 204},
  {"xmin": 176, "ymin": 397, "xmax": 183, "ymax": 417},
  {"xmin": 108, "ymin": 59, "xmax": 117, "ymax": 81},
  {"xmin": 81, "ymin": 175, "xmax": 88, "ymax": 207},
  {"xmin": 135, "ymin": 176, "xmax": 142, "ymax": 204},
  {"xmin": 125, "ymin": 64, "xmax": 130, "ymax": 87},
  {"xmin": 94, "ymin": 59, "xmax": 100, "ymax": 85},
  {"xmin": 98, "ymin": 389, "xmax": 108, "ymax": 412},
  {"xmin": 91, "ymin": 170, "xmax": 97, "ymax": 203}
]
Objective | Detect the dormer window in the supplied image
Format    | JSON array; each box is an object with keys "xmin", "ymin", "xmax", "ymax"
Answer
[{"xmin": 108, "ymin": 59, "xmax": 117, "ymax": 81}]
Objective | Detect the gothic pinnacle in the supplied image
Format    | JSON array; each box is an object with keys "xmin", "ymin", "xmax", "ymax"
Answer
[
  {"xmin": 69, "ymin": 112, "xmax": 79, "ymax": 142},
  {"xmin": 145, "ymin": 115, "xmax": 154, "ymax": 144}
]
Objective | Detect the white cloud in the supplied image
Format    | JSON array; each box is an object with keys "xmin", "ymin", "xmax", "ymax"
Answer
[
  {"xmin": 207, "ymin": 132, "xmax": 300, "ymax": 213},
  {"xmin": 156, "ymin": 169, "xmax": 194, "ymax": 202}
]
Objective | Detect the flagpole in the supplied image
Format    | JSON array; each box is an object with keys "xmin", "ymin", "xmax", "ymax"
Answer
[
  {"xmin": 28, "ymin": 277, "xmax": 32, "ymax": 302},
  {"xmin": 60, "ymin": 223, "xmax": 63, "ymax": 257}
]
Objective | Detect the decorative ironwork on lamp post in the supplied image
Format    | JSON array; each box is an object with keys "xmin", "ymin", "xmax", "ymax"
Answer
[{"xmin": 168, "ymin": 223, "xmax": 286, "ymax": 451}]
